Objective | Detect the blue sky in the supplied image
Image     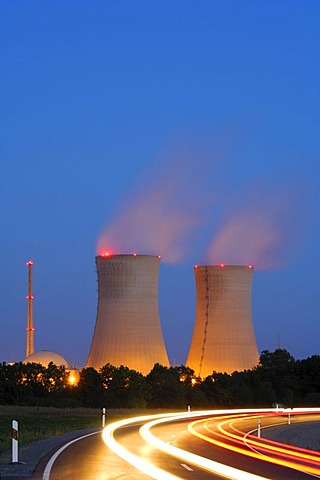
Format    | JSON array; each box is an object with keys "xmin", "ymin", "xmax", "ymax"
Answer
[{"xmin": 1, "ymin": 1, "xmax": 319, "ymax": 368}]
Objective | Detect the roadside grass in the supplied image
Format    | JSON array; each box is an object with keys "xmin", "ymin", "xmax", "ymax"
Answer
[{"xmin": 0, "ymin": 406, "xmax": 166, "ymax": 452}]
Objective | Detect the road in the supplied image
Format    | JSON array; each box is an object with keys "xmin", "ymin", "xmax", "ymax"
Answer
[{"xmin": 40, "ymin": 408, "xmax": 320, "ymax": 480}]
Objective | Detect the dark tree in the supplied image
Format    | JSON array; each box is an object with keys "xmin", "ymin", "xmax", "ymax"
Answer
[
  {"xmin": 0, "ymin": 362, "xmax": 19, "ymax": 404},
  {"xmin": 102, "ymin": 365, "xmax": 148, "ymax": 408},
  {"xmin": 295, "ymin": 355, "xmax": 320, "ymax": 404},
  {"xmin": 146, "ymin": 364, "xmax": 188, "ymax": 408},
  {"xmin": 77, "ymin": 367, "xmax": 106, "ymax": 408},
  {"xmin": 257, "ymin": 349, "xmax": 298, "ymax": 406}
]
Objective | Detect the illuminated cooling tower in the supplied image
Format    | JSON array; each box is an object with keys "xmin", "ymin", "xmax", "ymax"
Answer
[
  {"xmin": 86, "ymin": 254, "xmax": 169, "ymax": 375},
  {"xmin": 186, "ymin": 265, "xmax": 259, "ymax": 377}
]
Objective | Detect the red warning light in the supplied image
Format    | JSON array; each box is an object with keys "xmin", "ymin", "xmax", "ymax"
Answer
[
  {"xmin": 26, "ymin": 261, "xmax": 34, "ymax": 266},
  {"xmin": 220, "ymin": 263, "xmax": 225, "ymax": 267},
  {"xmin": 248, "ymin": 264, "xmax": 253, "ymax": 269},
  {"xmin": 133, "ymin": 253, "xmax": 137, "ymax": 257},
  {"xmin": 102, "ymin": 252, "xmax": 110, "ymax": 257},
  {"xmin": 26, "ymin": 295, "xmax": 34, "ymax": 300},
  {"xmin": 158, "ymin": 255, "xmax": 161, "ymax": 259}
]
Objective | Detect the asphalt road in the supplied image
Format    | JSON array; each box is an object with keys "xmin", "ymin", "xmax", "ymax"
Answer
[
  {"xmin": 36, "ymin": 430, "xmax": 150, "ymax": 480},
  {"xmin": 40, "ymin": 425, "xmax": 217, "ymax": 480},
  {"xmin": 38, "ymin": 411, "xmax": 320, "ymax": 480}
]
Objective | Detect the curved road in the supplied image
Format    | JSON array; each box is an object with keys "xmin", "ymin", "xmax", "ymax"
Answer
[{"xmin": 40, "ymin": 408, "xmax": 320, "ymax": 480}]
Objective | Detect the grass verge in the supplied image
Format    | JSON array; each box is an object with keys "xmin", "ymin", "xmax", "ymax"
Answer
[{"xmin": 0, "ymin": 406, "xmax": 167, "ymax": 452}]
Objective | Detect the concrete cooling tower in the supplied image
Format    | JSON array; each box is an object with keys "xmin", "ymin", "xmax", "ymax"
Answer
[
  {"xmin": 186, "ymin": 265, "xmax": 259, "ymax": 377},
  {"xmin": 86, "ymin": 254, "xmax": 169, "ymax": 375}
]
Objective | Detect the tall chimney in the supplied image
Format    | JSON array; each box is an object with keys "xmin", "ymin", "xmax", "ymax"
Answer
[{"xmin": 26, "ymin": 260, "xmax": 34, "ymax": 357}]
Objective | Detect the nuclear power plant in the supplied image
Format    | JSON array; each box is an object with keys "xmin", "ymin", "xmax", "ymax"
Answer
[
  {"xmin": 86, "ymin": 254, "xmax": 170, "ymax": 375},
  {"xmin": 20, "ymin": 257, "xmax": 260, "ymax": 378},
  {"xmin": 186, "ymin": 265, "xmax": 259, "ymax": 377}
]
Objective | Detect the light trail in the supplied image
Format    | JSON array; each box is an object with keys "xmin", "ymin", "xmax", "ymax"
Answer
[
  {"xmin": 102, "ymin": 408, "xmax": 320, "ymax": 479},
  {"xmin": 190, "ymin": 410, "xmax": 320, "ymax": 477},
  {"xmin": 140, "ymin": 414, "xmax": 273, "ymax": 480},
  {"xmin": 229, "ymin": 415, "xmax": 320, "ymax": 461},
  {"xmin": 102, "ymin": 412, "xmax": 185, "ymax": 480},
  {"xmin": 208, "ymin": 414, "xmax": 319, "ymax": 462},
  {"xmin": 216, "ymin": 412, "xmax": 320, "ymax": 464},
  {"xmin": 103, "ymin": 409, "xmax": 275, "ymax": 479}
]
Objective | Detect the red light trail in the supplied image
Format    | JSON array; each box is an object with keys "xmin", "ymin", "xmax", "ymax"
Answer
[{"xmin": 189, "ymin": 411, "xmax": 320, "ymax": 477}]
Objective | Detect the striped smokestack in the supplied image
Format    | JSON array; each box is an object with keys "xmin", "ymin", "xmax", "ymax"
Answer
[{"xmin": 26, "ymin": 260, "xmax": 34, "ymax": 357}]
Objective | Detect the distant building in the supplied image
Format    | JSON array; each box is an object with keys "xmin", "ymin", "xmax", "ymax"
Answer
[
  {"xmin": 23, "ymin": 349, "xmax": 71, "ymax": 368},
  {"xmin": 23, "ymin": 350, "xmax": 79, "ymax": 384}
]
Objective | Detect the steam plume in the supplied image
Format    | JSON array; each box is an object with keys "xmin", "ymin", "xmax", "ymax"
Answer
[
  {"xmin": 98, "ymin": 134, "xmax": 311, "ymax": 268},
  {"xmin": 205, "ymin": 178, "xmax": 307, "ymax": 269},
  {"xmin": 97, "ymin": 141, "xmax": 218, "ymax": 262}
]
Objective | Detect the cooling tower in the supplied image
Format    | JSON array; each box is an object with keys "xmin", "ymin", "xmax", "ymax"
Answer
[
  {"xmin": 186, "ymin": 265, "xmax": 259, "ymax": 377},
  {"xmin": 86, "ymin": 254, "xmax": 170, "ymax": 375}
]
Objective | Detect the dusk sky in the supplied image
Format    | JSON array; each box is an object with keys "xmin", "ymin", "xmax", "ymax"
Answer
[{"xmin": 1, "ymin": 1, "xmax": 319, "ymax": 369}]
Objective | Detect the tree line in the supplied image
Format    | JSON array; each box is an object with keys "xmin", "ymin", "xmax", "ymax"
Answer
[{"xmin": 0, "ymin": 349, "xmax": 319, "ymax": 409}]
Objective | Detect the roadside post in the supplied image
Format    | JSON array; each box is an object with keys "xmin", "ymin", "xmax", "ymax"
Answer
[
  {"xmin": 12, "ymin": 420, "xmax": 18, "ymax": 463},
  {"xmin": 288, "ymin": 411, "xmax": 291, "ymax": 425},
  {"xmin": 257, "ymin": 419, "xmax": 261, "ymax": 438},
  {"xmin": 187, "ymin": 405, "xmax": 190, "ymax": 418},
  {"xmin": 102, "ymin": 407, "xmax": 106, "ymax": 428}
]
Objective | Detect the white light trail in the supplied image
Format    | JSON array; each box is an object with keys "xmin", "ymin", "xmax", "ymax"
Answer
[
  {"xmin": 102, "ymin": 408, "xmax": 320, "ymax": 480},
  {"xmin": 102, "ymin": 413, "xmax": 185, "ymax": 480},
  {"xmin": 102, "ymin": 409, "xmax": 274, "ymax": 479},
  {"xmin": 140, "ymin": 413, "xmax": 273, "ymax": 480}
]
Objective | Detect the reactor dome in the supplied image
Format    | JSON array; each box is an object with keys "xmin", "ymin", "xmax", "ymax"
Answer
[{"xmin": 23, "ymin": 350, "xmax": 71, "ymax": 368}]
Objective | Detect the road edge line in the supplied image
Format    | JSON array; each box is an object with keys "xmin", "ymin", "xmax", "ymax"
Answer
[{"xmin": 42, "ymin": 430, "xmax": 100, "ymax": 480}]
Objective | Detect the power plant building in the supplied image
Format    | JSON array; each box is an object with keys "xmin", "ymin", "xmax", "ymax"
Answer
[
  {"xmin": 23, "ymin": 350, "xmax": 71, "ymax": 368},
  {"xmin": 86, "ymin": 254, "xmax": 170, "ymax": 375},
  {"xmin": 186, "ymin": 265, "xmax": 259, "ymax": 377}
]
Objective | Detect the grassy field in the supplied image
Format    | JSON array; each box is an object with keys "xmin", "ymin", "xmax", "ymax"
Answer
[{"xmin": 0, "ymin": 405, "xmax": 161, "ymax": 452}]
